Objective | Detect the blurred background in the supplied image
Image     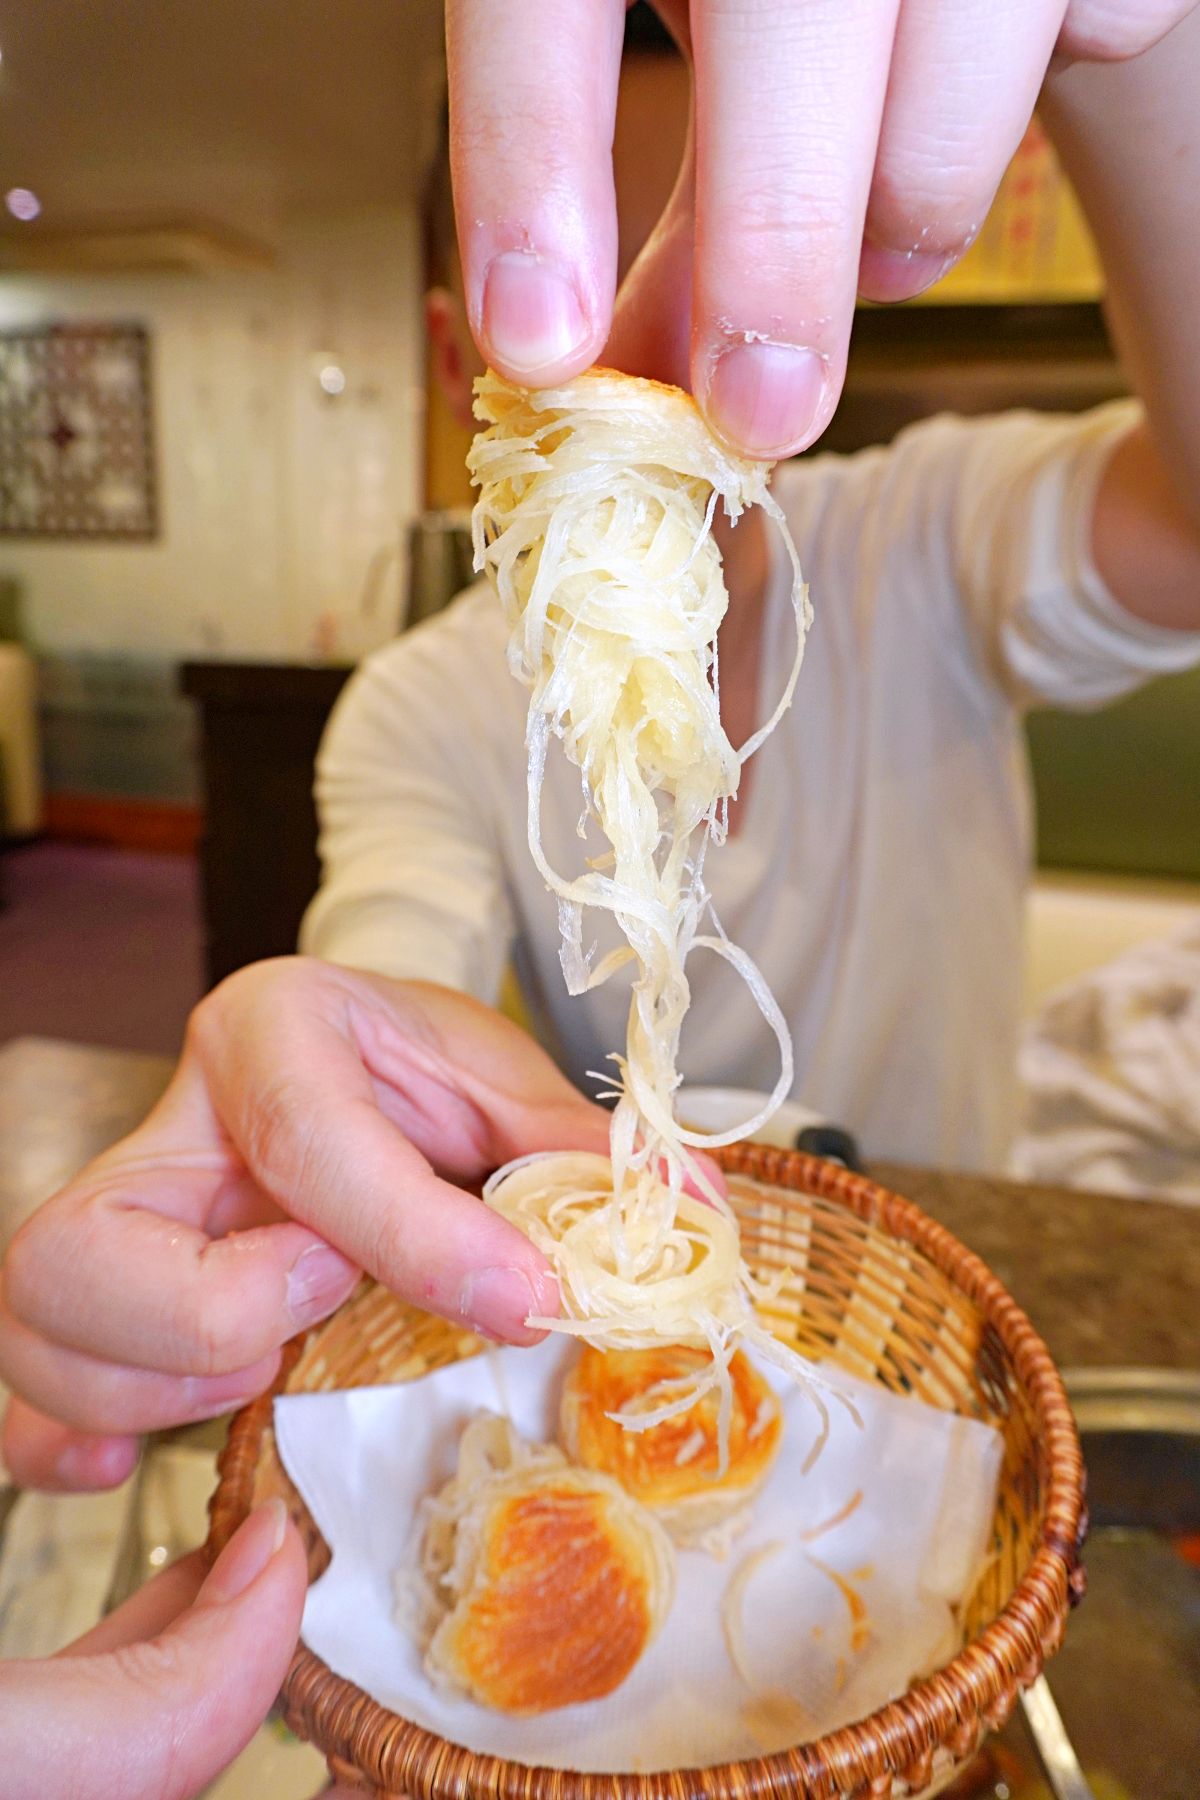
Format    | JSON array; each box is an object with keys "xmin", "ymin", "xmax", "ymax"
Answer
[{"xmin": 0, "ymin": 0, "xmax": 1196, "ymax": 1058}]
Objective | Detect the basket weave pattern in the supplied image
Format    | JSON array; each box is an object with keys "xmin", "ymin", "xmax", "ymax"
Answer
[{"xmin": 209, "ymin": 1146, "xmax": 1086, "ymax": 1800}]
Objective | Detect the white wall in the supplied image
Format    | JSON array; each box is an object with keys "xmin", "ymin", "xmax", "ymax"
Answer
[{"xmin": 0, "ymin": 207, "xmax": 424, "ymax": 664}]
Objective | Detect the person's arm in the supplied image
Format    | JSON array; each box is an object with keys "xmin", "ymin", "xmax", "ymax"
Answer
[
  {"xmin": 1042, "ymin": 8, "xmax": 1200, "ymax": 630},
  {"xmin": 803, "ymin": 401, "xmax": 1200, "ymax": 717},
  {"xmin": 301, "ymin": 621, "xmax": 516, "ymax": 1004}
]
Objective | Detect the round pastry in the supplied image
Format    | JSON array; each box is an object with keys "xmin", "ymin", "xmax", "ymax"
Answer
[
  {"xmin": 560, "ymin": 1343, "xmax": 783, "ymax": 1551},
  {"xmin": 400, "ymin": 1413, "xmax": 675, "ymax": 1715}
]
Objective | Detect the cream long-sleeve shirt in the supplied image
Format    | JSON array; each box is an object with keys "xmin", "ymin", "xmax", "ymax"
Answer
[{"xmin": 301, "ymin": 402, "xmax": 1200, "ymax": 1170}]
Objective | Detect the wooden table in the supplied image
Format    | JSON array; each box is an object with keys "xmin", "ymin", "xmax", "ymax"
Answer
[
  {"xmin": 1, "ymin": 1036, "xmax": 1196, "ymax": 1373},
  {"xmin": 873, "ymin": 1161, "xmax": 1200, "ymax": 1375}
]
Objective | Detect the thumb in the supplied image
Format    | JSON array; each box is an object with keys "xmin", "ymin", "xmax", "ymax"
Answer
[{"xmin": 0, "ymin": 1500, "xmax": 307, "ymax": 1800}]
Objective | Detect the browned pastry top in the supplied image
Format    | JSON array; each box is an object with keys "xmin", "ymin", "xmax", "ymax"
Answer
[
  {"xmin": 440, "ymin": 1474, "xmax": 657, "ymax": 1713},
  {"xmin": 564, "ymin": 1343, "xmax": 782, "ymax": 1507}
]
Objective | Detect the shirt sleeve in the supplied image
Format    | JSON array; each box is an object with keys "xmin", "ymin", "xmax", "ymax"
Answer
[
  {"xmin": 299, "ymin": 622, "xmax": 515, "ymax": 1004},
  {"xmin": 935, "ymin": 401, "xmax": 1200, "ymax": 709},
  {"xmin": 869, "ymin": 400, "xmax": 1200, "ymax": 711}
]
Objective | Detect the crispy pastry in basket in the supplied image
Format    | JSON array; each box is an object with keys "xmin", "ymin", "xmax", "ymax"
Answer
[
  {"xmin": 560, "ymin": 1343, "xmax": 782, "ymax": 1551},
  {"xmin": 398, "ymin": 1412, "xmax": 675, "ymax": 1715}
]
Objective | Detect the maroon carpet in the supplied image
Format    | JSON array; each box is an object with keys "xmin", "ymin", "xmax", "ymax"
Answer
[{"xmin": 0, "ymin": 842, "xmax": 203, "ymax": 1055}]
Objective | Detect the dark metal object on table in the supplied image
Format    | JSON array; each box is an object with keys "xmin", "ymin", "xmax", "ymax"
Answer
[
  {"xmin": 1020, "ymin": 1678, "xmax": 1097, "ymax": 1800},
  {"xmin": 406, "ymin": 510, "xmax": 473, "ymax": 631},
  {"xmin": 793, "ymin": 1123, "xmax": 864, "ymax": 1171}
]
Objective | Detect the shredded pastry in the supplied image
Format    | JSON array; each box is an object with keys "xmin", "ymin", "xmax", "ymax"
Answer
[
  {"xmin": 470, "ymin": 368, "xmax": 844, "ymax": 1464},
  {"xmin": 470, "ymin": 368, "xmax": 808, "ymax": 1181},
  {"xmin": 395, "ymin": 1412, "xmax": 674, "ymax": 1713},
  {"xmin": 395, "ymin": 1411, "xmax": 562, "ymax": 1652},
  {"xmin": 797, "ymin": 1488, "xmax": 864, "ymax": 1544},
  {"xmin": 722, "ymin": 1539, "xmax": 785, "ymax": 1685},
  {"xmin": 559, "ymin": 1341, "xmax": 783, "ymax": 1553}
]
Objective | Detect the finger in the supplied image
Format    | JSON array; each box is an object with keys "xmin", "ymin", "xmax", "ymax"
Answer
[
  {"xmin": 859, "ymin": 0, "xmax": 1066, "ymax": 303},
  {"xmin": 447, "ymin": 0, "xmax": 625, "ymax": 383},
  {"xmin": 2, "ymin": 1395, "xmax": 140, "ymax": 1492},
  {"xmin": 1058, "ymin": 0, "xmax": 1193, "ymax": 62},
  {"xmin": 338, "ymin": 974, "xmax": 616, "ymax": 1181},
  {"xmin": 204, "ymin": 972, "xmax": 615, "ymax": 1344},
  {"xmin": 247, "ymin": 1093, "xmax": 563, "ymax": 1347},
  {"xmin": 0, "ymin": 1304, "xmax": 280, "ymax": 1434},
  {"xmin": 1, "ymin": 1031, "xmax": 360, "ymax": 1378},
  {"xmin": 0, "ymin": 1502, "xmax": 306, "ymax": 1800},
  {"xmin": 3, "ymin": 1193, "xmax": 359, "ymax": 1376},
  {"xmin": 60, "ymin": 1551, "xmax": 207, "ymax": 1655},
  {"xmin": 690, "ymin": 0, "xmax": 901, "ymax": 458}
]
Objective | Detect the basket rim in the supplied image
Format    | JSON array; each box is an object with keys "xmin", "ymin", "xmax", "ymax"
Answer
[{"xmin": 208, "ymin": 1145, "xmax": 1086, "ymax": 1800}]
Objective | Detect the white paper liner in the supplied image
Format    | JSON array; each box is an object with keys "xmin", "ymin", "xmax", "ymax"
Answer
[{"xmin": 274, "ymin": 1339, "xmax": 1002, "ymax": 1774}]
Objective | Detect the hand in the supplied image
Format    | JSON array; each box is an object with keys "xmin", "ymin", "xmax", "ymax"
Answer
[
  {"xmin": 0, "ymin": 1500, "xmax": 307, "ymax": 1800},
  {"xmin": 0, "ymin": 960, "xmax": 610, "ymax": 1491},
  {"xmin": 447, "ymin": 0, "xmax": 1193, "ymax": 459}
]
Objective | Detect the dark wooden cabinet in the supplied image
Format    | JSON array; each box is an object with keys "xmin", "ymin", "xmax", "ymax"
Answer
[
  {"xmin": 825, "ymin": 302, "xmax": 1124, "ymax": 454},
  {"xmin": 181, "ymin": 662, "xmax": 352, "ymax": 989}
]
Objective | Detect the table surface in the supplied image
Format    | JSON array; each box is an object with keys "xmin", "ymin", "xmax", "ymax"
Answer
[{"xmin": 1, "ymin": 1036, "xmax": 1196, "ymax": 1373}]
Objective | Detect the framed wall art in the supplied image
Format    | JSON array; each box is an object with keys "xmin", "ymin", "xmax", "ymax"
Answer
[{"xmin": 0, "ymin": 322, "xmax": 158, "ymax": 540}]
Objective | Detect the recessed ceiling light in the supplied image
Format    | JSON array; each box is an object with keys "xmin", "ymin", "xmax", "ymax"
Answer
[{"xmin": 5, "ymin": 189, "xmax": 42, "ymax": 222}]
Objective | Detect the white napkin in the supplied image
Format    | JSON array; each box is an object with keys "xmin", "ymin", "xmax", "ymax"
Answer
[{"xmin": 274, "ymin": 1340, "xmax": 1001, "ymax": 1773}]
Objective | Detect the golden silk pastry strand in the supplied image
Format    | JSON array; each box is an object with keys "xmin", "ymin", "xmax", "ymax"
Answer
[
  {"xmin": 482, "ymin": 1152, "xmax": 852, "ymax": 1474},
  {"xmin": 469, "ymin": 368, "xmax": 812, "ymax": 1212},
  {"xmin": 469, "ymin": 369, "xmax": 848, "ymax": 1469}
]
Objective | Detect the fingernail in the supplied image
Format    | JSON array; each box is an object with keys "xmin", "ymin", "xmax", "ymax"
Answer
[
  {"xmin": 705, "ymin": 342, "xmax": 826, "ymax": 459},
  {"xmin": 205, "ymin": 1498, "xmax": 289, "ymax": 1604},
  {"xmin": 482, "ymin": 250, "xmax": 589, "ymax": 377},
  {"xmin": 56, "ymin": 1434, "xmax": 140, "ymax": 1489},
  {"xmin": 859, "ymin": 244, "xmax": 956, "ymax": 304},
  {"xmin": 458, "ymin": 1265, "xmax": 543, "ymax": 1340},
  {"xmin": 287, "ymin": 1243, "xmax": 358, "ymax": 1329}
]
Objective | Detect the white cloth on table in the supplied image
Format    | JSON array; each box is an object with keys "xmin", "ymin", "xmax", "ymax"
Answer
[{"xmin": 1014, "ymin": 919, "xmax": 1200, "ymax": 1204}]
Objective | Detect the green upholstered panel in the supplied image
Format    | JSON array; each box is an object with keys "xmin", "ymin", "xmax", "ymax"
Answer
[{"xmin": 1027, "ymin": 665, "xmax": 1200, "ymax": 879}]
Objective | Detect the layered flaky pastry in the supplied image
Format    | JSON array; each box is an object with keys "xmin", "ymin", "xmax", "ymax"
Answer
[
  {"xmin": 398, "ymin": 1412, "xmax": 674, "ymax": 1715},
  {"xmin": 560, "ymin": 1343, "xmax": 782, "ymax": 1551}
]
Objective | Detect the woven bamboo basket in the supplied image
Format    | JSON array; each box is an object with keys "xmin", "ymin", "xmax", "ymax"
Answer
[{"xmin": 208, "ymin": 1144, "xmax": 1086, "ymax": 1800}]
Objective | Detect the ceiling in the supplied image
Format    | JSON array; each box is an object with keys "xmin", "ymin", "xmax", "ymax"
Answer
[{"xmin": 0, "ymin": 0, "xmax": 446, "ymax": 252}]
